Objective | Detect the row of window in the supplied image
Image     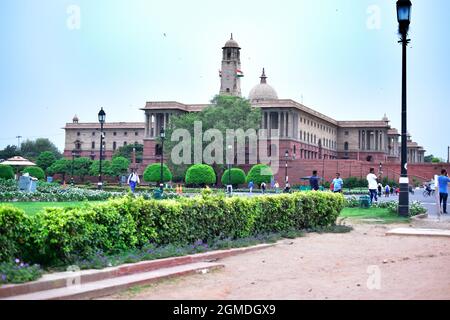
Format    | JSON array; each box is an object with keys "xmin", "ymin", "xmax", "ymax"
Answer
[
  {"xmin": 299, "ymin": 117, "xmax": 336, "ymax": 135},
  {"xmin": 82, "ymin": 141, "xmax": 138, "ymax": 150},
  {"xmin": 77, "ymin": 131, "xmax": 140, "ymax": 137},
  {"xmin": 299, "ymin": 130, "xmax": 337, "ymax": 149}
]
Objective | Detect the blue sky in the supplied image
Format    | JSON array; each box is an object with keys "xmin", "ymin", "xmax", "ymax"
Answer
[{"xmin": 0, "ymin": 0, "xmax": 449, "ymax": 159}]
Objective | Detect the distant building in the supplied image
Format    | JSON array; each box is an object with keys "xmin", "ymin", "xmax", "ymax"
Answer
[{"xmin": 64, "ymin": 35, "xmax": 425, "ymax": 168}]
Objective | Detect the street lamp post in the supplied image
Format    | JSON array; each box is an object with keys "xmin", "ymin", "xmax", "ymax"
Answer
[
  {"xmin": 98, "ymin": 108, "xmax": 106, "ymax": 190},
  {"xmin": 227, "ymin": 144, "xmax": 232, "ymax": 196},
  {"xmin": 160, "ymin": 127, "xmax": 165, "ymax": 191},
  {"xmin": 285, "ymin": 150, "xmax": 289, "ymax": 185},
  {"xmin": 71, "ymin": 150, "xmax": 77, "ymax": 186},
  {"xmin": 397, "ymin": 0, "xmax": 412, "ymax": 217}
]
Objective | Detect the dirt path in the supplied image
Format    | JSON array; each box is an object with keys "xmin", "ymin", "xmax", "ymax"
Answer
[{"xmin": 102, "ymin": 222, "xmax": 450, "ymax": 300}]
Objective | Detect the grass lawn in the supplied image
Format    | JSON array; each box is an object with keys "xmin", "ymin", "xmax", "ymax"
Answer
[
  {"xmin": 0, "ymin": 201, "xmax": 105, "ymax": 216},
  {"xmin": 340, "ymin": 207, "xmax": 411, "ymax": 224}
]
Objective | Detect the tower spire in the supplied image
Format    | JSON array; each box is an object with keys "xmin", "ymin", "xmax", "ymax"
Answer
[
  {"xmin": 260, "ymin": 68, "xmax": 267, "ymax": 84},
  {"xmin": 231, "ymin": 33, "xmax": 233, "ymax": 40}
]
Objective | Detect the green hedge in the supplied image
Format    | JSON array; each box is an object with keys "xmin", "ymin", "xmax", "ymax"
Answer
[
  {"xmin": 185, "ymin": 164, "xmax": 216, "ymax": 186},
  {"xmin": 246, "ymin": 164, "xmax": 273, "ymax": 185},
  {"xmin": 22, "ymin": 166, "xmax": 45, "ymax": 180},
  {"xmin": 0, "ymin": 165, "xmax": 14, "ymax": 180},
  {"xmin": 0, "ymin": 192, "xmax": 345, "ymax": 266},
  {"xmin": 221, "ymin": 168, "xmax": 246, "ymax": 186},
  {"xmin": 143, "ymin": 163, "xmax": 173, "ymax": 183}
]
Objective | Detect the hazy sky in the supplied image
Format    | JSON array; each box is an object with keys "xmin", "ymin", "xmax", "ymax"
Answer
[{"xmin": 0, "ymin": 0, "xmax": 449, "ymax": 159}]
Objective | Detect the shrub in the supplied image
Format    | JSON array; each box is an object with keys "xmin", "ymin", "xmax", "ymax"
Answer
[
  {"xmin": 246, "ymin": 164, "xmax": 273, "ymax": 185},
  {"xmin": 0, "ymin": 165, "xmax": 14, "ymax": 180},
  {"xmin": 0, "ymin": 260, "xmax": 43, "ymax": 284},
  {"xmin": 221, "ymin": 168, "xmax": 246, "ymax": 186},
  {"xmin": 143, "ymin": 163, "xmax": 173, "ymax": 183},
  {"xmin": 185, "ymin": 164, "xmax": 216, "ymax": 186},
  {"xmin": 0, "ymin": 192, "xmax": 345, "ymax": 266},
  {"xmin": 0, "ymin": 206, "xmax": 32, "ymax": 262},
  {"xmin": 22, "ymin": 166, "xmax": 45, "ymax": 180}
]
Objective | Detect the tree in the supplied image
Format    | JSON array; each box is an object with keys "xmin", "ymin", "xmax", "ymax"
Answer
[
  {"xmin": 185, "ymin": 164, "xmax": 216, "ymax": 187},
  {"xmin": 164, "ymin": 95, "xmax": 262, "ymax": 178},
  {"xmin": 73, "ymin": 157, "xmax": 93, "ymax": 182},
  {"xmin": 110, "ymin": 156, "xmax": 131, "ymax": 177},
  {"xmin": 221, "ymin": 168, "xmax": 246, "ymax": 187},
  {"xmin": 23, "ymin": 166, "xmax": 45, "ymax": 180},
  {"xmin": 47, "ymin": 159, "xmax": 71, "ymax": 182},
  {"xmin": 424, "ymin": 155, "xmax": 434, "ymax": 163},
  {"xmin": 0, "ymin": 145, "xmax": 22, "ymax": 160},
  {"xmin": 20, "ymin": 138, "xmax": 62, "ymax": 160},
  {"xmin": 113, "ymin": 144, "xmax": 143, "ymax": 163},
  {"xmin": 89, "ymin": 160, "xmax": 112, "ymax": 177},
  {"xmin": 143, "ymin": 163, "xmax": 173, "ymax": 183},
  {"xmin": 36, "ymin": 151, "xmax": 57, "ymax": 172},
  {"xmin": 0, "ymin": 165, "xmax": 15, "ymax": 180},
  {"xmin": 246, "ymin": 164, "xmax": 273, "ymax": 186}
]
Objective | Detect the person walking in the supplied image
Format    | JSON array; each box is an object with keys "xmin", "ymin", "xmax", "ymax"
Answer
[
  {"xmin": 385, "ymin": 184, "xmax": 390, "ymax": 198},
  {"xmin": 438, "ymin": 169, "xmax": 450, "ymax": 214},
  {"xmin": 248, "ymin": 180, "xmax": 254, "ymax": 194},
  {"xmin": 127, "ymin": 170, "xmax": 140, "ymax": 193},
  {"xmin": 309, "ymin": 170, "xmax": 320, "ymax": 191},
  {"xmin": 284, "ymin": 182, "xmax": 291, "ymax": 193},
  {"xmin": 367, "ymin": 168, "xmax": 379, "ymax": 203},
  {"xmin": 274, "ymin": 181, "xmax": 280, "ymax": 194},
  {"xmin": 332, "ymin": 173, "xmax": 344, "ymax": 193},
  {"xmin": 377, "ymin": 183, "xmax": 383, "ymax": 198},
  {"xmin": 261, "ymin": 182, "xmax": 267, "ymax": 194}
]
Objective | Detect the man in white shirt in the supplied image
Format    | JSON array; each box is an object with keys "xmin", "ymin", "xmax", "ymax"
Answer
[
  {"xmin": 367, "ymin": 168, "xmax": 379, "ymax": 203},
  {"xmin": 127, "ymin": 170, "xmax": 140, "ymax": 193}
]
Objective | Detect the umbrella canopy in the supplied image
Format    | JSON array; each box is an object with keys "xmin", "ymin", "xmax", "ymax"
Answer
[{"xmin": 1, "ymin": 156, "xmax": 36, "ymax": 167}]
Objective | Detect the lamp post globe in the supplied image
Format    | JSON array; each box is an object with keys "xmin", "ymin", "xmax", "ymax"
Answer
[
  {"xmin": 98, "ymin": 108, "xmax": 106, "ymax": 190},
  {"xmin": 396, "ymin": 0, "xmax": 412, "ymax": 217}
]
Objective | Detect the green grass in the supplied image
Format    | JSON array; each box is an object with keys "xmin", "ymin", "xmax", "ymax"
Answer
[
  {"xmin": 340, "ymin": 207, "xmax": 410, "ymax": 224},
  {"xmin": 0, "ymin": 201, "xmax": 105, "ymax": 216}
]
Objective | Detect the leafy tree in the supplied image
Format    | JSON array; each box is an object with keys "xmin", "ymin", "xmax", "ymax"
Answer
[
  {"xmin": 36, "ymin": 151, "xmax": 57, "ymax": 172},
  {"xmin": 185, "ymin": 164, "xmax": 216, "ymax": 187},
  {"xmin": 23, "ymin": 166, "xmax": 45, "ymax": 180},
  {"xmin": 431, "ymin": 157, "xmax": 442, "ymax": 163},
  {"xmin": 221, "ymin": 168, "xmax": 246, "ymax": 187},
  {"xmin": 73, "ymin": 157, "xmax": 93, "ymax": 182},
  {"xmin": 246, "ymin": 164, "xmax": 273, "ymax": 186},
  {"xmin": 20, "ymin": 138, "xmax": 62, "ymax": 160},
  {"xmin": 113, "ymin": 144, "xmax": 143, "ymax": 163},
  {"xmin": 110, "ymin": 157, "xmax": 131, "ymax": 177},
  {"xmin": 0, "ymin": 145, "xmax": 22, "ymax": 160},
  {"xmin": 143, "ymin": 163, "xmax": 173, "ymax": 183},
  {"xmin": 89, "ymin": 160, "xmax": 112, "ymax": 177},
  {"xmin": 424, "ymin": 155, "xmax": 434, "ymax": 163},
  {"xmin": 0, "ymin": 165, "xmax": 15, "ymax": 180},
  {"xmin": 47, "ymin": 159, "xmax": 71, "ymax": 181},
  {"xmin": 164, "ymin": 95, "xmax": 262, "ymax": 178}
]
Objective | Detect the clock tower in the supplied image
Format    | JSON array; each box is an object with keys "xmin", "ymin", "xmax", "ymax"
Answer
[{"xmin": 219, "ymin": 34, "xmax": 242, "ymax": 97}]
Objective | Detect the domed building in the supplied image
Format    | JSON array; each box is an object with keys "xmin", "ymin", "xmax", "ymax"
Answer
[{"xmin": 249, "ymin": 68, "xmax": 279, "ymax": 102}]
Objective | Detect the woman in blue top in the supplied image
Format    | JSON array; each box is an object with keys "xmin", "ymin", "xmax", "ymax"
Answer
[{"xmin": 438, "ymin": 169, "xmax": 450, "ymax": 214}]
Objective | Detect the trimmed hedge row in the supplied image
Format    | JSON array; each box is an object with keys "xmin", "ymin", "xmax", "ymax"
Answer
[{"xmin": 0, "ymin": 192, "xmax": 345, "ymax": 266}]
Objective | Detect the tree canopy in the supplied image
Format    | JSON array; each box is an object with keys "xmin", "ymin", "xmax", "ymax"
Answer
[
  {"xmin": 20, "ymin": 138, "xmax": 62, "ymax": 160},
  {"xmin": 113, "ymin": 144, "xmax": 143, "ymax": 163},
  {"xmin": 36, "ymin": 151, "xmax": 57, "ymax": 172}
]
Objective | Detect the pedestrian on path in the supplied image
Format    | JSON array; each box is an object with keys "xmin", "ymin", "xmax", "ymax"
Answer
[
  {"xmin": 309, "ymin": 170, "xmax": 320, "ymax": 191},
  {"xmin": 367, "ymin": 168, "xmax": 379, "ymax": 203},
  {"xmin": 127, "ymin": 170, "xmax": 140, "ymax": 193},
  {"xmin": 274, "ymin": 181, "xmax": 280, "ymax": 194},
  {"xmin": 261, "ymin": 182, "xmax": 267, "ymax": 194},
  {"xmin": 438, "ymin": 169, "xmax": 450, "ymax": 214},
  {"xmin": 248, "ymin": 181, "xmax": 254, "ymax": 193},
  {"xmin": 385, "ymin": 185, "xmax": 390, "ymax": 198},
  {"xmin": 332, "ymin": 173, "xmax": 344, "ymax": 193}
]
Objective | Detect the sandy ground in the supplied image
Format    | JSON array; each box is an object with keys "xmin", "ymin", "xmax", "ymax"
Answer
[{"xmin": 102, "ymin": 221, "xmax": 450, "ymax": 300}]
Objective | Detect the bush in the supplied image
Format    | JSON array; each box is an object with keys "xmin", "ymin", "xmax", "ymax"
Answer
[
  {"xmin": 22, "ymin": 166, "xmax": 45, "ymax": 180},
  {"xmin": 0, "ymin": 192, "xmax": 345, "ymax": 267},
  {"xmin": 0, "ymin": 260, "xmax": 43, "ymax": 284},
  {"xmin": 143, "ymin": 163, "xmax": 173, "ymax": 183},
  {"xmin": 221, "ymin": 168, "xmax": 246, "ymax": 186},
  {"xmin": 185, "ymin": 164, "xmax": 216, "ymax": 186},
  {"xmin": 0, "ymin": 206, "xmax": 32, "ymax": 262},
  {"xmin": 0, "ymin": 165, "xmax": 14, "ymax": 180},
  {"xmin": 0, "ymin": 178, "xmax": 18, "ymax": 192},
  {"xmin": 246, "ymin": 164, "xmax": 273, "ymax": 185}
]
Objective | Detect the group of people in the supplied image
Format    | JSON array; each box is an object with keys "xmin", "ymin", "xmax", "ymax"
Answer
[{"xmin": 248, "ymin": 180, "xmax": 291, "ymax": 194}]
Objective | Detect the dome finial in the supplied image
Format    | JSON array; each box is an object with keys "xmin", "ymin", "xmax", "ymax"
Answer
[
  {"xmin": 231, "ymin": 33, "xmax": 233, "ymax": 40},
  {"xmin": 260, "ymin": 68, "xmax": 267, "ymax": 84}
]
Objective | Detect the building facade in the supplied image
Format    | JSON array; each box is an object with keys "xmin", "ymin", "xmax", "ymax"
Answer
[{"xmin": 64, "ymin": 35, "xmax": 425, "ymax": 172}]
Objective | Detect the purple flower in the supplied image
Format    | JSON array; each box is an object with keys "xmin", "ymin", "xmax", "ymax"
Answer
[{"xmin": 15, "ymin": 258, "xmax": 20, "ymax": 264}]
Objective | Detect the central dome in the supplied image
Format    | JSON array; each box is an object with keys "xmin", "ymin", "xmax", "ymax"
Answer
[
  {"xmin": 223, "ymin": 33, "xmax": 240, "ymax": 48},
  {"xmin": 249, "ymin": 68, "xmax": 278, "ymax": 101}
]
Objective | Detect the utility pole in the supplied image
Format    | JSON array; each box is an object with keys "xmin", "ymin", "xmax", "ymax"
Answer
[{"xmin": 16, "ymin": 136, "xmax": 22, "ymax": 150}]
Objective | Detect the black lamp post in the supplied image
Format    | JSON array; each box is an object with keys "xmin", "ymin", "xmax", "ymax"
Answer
[
  {"xmin": 397, "ymin": 0, "xmax": 412, "ymax": 217},
  {"xmin": 71, "ymin": 150, "xmax": 77, "ymax": 186},
  {"xmin": 98, "ymin": 108, "xmax": 106, "ymax": 190},
  {"xmin": 285, "ymin": 150, "xmax": 289, "ymax": 184},
  {"xmin": 159, "ymin": 127, "xmax": 165, "ymax": 191}
]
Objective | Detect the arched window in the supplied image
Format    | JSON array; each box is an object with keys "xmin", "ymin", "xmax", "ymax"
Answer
[
  {"xmin": 344, "ymin": 142, "xmax": 349, "ymax": 151},
  {"xmin": 113, "ymin": 142, "xmax": 117, "ymax": 151},
  {"xmin": 155, "ymin": 144, "xmax": 162, "ymax": 156}
]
